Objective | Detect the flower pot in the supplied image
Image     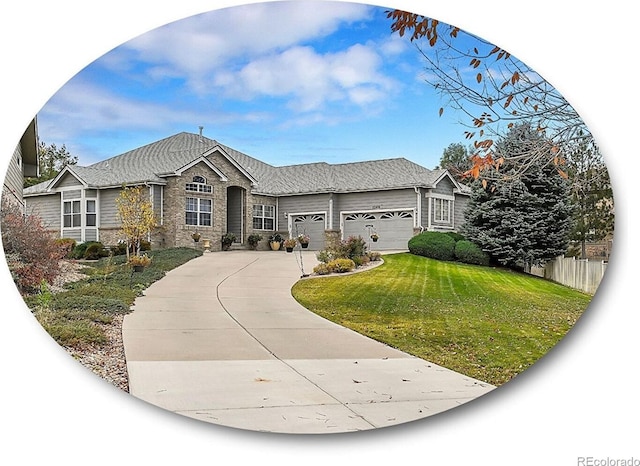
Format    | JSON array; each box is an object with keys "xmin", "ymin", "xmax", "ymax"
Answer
[
  {"xmin": 300, "ymin": 243, "xmax": 309, "ymax": 249},
  {"xmin": 372, "ymin": 238, "xmax": 378, "ymax": 242},
  {"xmin": 286, "ymin": 247, "xmax": 294, "ymax": 253},
  {"xmin": 270, "ymin": 241, "xmax": 281, "ymax": 251},
  {"xmin": 133, "ymin": 265, "xmax": 145, "ymax": 273}
]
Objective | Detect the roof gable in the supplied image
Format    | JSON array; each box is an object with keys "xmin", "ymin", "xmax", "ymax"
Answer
[
  {"xmin": 161, "ymin": 156, "xmax": 229, "ymax": 181},
  {"xmin": 202, "ymin": 145, "xmax": 258, "ymax": 185}
]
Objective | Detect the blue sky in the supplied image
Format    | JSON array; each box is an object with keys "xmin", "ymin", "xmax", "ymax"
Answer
[{"xmin": 36, "ymin": 1, "xmax": 484, "ymax": 169}]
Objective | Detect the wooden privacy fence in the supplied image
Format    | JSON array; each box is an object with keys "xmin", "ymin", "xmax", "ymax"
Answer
[{"xmin": 531, "ymin": 256, "xmax": 608, "ymax": 295}]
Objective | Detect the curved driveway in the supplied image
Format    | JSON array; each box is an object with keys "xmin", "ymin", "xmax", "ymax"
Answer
[{"xmin": 122, "ymin": 250, "xmax": 494, "ymax": 434}]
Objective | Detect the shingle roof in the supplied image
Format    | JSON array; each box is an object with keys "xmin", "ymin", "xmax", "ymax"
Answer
[{"xmin": 25, "ymin": 131, "xmax": 464, "ymax": 196}]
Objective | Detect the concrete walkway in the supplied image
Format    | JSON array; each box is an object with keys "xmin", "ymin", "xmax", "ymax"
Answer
[{"xmin": 122, "ymin": 250, "xmax": 494, "ymax": 434}]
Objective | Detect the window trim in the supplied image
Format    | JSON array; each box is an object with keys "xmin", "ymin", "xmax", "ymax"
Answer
[
  {"xmin": 433, "ymin": 197, "xmax": 451, "ymax": 223},
  {"xmin": 186, "ymin": 197, "xmax": 212, "ymax": 227},
  {"xmin": 252, "ymin": 204, "xmax": 275, "ymax": 231}
]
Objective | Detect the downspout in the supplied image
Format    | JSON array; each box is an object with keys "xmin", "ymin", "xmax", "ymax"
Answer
[
  {"xmin": 414, "ymin": 187, "xmax": 424, "ymax": 232},
  {"xmin": 328, "ymin": 193, "xmax": 334, "ymax": 230}
]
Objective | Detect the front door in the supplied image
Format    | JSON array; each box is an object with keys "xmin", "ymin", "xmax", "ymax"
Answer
[{"xmin": 226, "ymin": 186, "xmax": 245, "ymax": 243}]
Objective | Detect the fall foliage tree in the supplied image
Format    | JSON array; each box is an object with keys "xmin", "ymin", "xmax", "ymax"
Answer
[
  {"xmin": 386, "ymin": 9, "xmax": 593, "ymax": 181},
  {"xmin": 115, "ymin": 185, "xmax": 156, "ymax": 259}
]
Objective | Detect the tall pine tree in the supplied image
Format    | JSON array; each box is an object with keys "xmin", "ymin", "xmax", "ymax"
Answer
[{"xmin": 462, "ymin": 124, "xmax": 573, "ymax": 271}]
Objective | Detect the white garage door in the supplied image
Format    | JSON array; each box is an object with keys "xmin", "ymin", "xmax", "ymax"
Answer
[
  {"xmin": 291, "ymin": 214, "xmax": 326, "ymax": 250},
  {"xmin": 343, "ymin": 210, "xmax": 414, "ymax": 250}
]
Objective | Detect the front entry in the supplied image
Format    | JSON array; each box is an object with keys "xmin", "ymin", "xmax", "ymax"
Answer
[{"xmin": 226, "ymin": 186, "xmax": 245, "ymax": 243}]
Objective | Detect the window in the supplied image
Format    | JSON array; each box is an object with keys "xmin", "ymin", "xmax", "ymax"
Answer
[
  {"xmin": 186, "ymin": 176, "xmax": 212, "ymax": 193},
  {"xmin": 186, "ymin": 197, "xmax": 212, "ymax": 226},
  {"xmin": 252, "ymin": 204, "xmax": 275, "ymax": 230},
  {"xmin": 86, "ymin": 200, "xmax": 97, "ymax": 227},
  {"xmin": 433, "ymin": 198, "xmax": 451, "ymax": 223},
  {"xmin": 63, "ymin": 200, "xmax": 81, "ymax": 228}
]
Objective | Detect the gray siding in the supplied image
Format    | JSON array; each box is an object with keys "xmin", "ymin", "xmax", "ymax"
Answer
[
  {"xmin": 2, "ymin": 145, "xmax": 24, "ymax": 207},
  {"xmin": 278, "ymin": 194, "xmax": 330, "ymax": 220},
  {"xmin": 62, "ymin": 229, "xmax": 82, "ymax": 241},
  {"xmin": 58, "ymin": 172, "xmax": 83, "ymax": 188},
  {"xmin": 62, "ymin": 189, "xmax": 81, "ymax": 200},
  {"xmin": 99, "ymin": 188, "xmax": 124, "ymax": 227},
  {"xmin": 336, "ymin": 189, "xmax": 416, "ymax": 214},
  {"xmin": 433, "ymin": 176, "xmax": 455, "ymax": 195},
  {"xmin": 25, "ymin": 194, "xmax": 61, "ymax": 230},
  {"xmin": 454, "ymin": 194, "xmax": 470, "ymax": 230}
]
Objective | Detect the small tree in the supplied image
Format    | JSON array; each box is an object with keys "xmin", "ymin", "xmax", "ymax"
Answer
[
  {"xmin": 1, "ymin": 197, "xmax": 66, "ymax": 293},
  {"xmin": 115, "ymin": 185, "xmax": 156, "ymax": 259}
]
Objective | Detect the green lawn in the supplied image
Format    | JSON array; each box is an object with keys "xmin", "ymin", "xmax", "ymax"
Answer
[{"xmin": 291, "ymin": 253, "xmax": 592, "ymax": 386}]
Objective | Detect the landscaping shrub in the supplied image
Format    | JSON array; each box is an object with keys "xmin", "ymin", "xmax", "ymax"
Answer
[
  {"xmin": 454, "ymin": 240, "xmax": 490, "ymax": 266},
  {"xmin": 315, "ymin": 250, "xmax": 333, "ymax": 264},
  {"xmin": 1, "ymin": 197, "xmax": 66, "ymax": 293},
  {"xmin": 313, "ymin": 263, "xmax": 332, "ymax": 275},
  {"xmin": 408, "ymin": 231, "xmax": 456, "ymax": 261},
  {"xmin": 56, "ymin": 238, "xmax": 77, "ymax": 258},
  {"xmin": 327, "ymin": 258, "xmax": 356, "ymax": 273},
  {"xmin": 334, "ymin": 236, "xmax": 367, "ymax": 260},
  {"xmin": 446, "ymin": 231, "xmax": 466, "ymax": 243},
  {"xmin": 352, "ymin": 254, "xmax": 370, "ymax": 267},
  {"xmin": 83, "ymin": 242, "xmax": 106, "ymax": 260},
  {"xmin": 367, "ymin": 251, "xmax": 382, "ymax": 262}
]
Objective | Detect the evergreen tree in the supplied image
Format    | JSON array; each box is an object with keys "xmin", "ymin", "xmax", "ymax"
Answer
[
  {"xmin": 565, "ymin": 139, "xmax": 614, "ymax": 258},
  {"xmin": 462, "ymin": 124, "xmax": 573, "ymax": 271}
]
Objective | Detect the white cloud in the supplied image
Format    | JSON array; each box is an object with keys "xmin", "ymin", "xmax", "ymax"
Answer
[
  {"xmin": 215, "ymin": 43, "xmax": 396, "ymax": 112},
  {"xmin": 118, "ymin": 1, "xmax": 372, "ymax": 79}
]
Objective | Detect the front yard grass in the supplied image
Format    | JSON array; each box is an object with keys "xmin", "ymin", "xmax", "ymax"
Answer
[
  {"xmin": 291, "ymin": 253, "xmax": 592, "ymax": 386},
  {"xmin": 26, "ymin": 247, "xmax": 203, "ymax": 348}
]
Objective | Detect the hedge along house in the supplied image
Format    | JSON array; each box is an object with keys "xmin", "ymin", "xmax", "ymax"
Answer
[{"xmin": 23, "ymin": 131, "xmax": 471, "ymax": 252}]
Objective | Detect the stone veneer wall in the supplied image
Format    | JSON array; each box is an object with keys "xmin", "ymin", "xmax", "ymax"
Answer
[{"xmin": 160, "ymin": 153, "xmax": 278, "ymax": 251}]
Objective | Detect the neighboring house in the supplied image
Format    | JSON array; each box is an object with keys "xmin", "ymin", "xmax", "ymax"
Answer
[
  {"xmin": 23, "ymin": 131, "xmax": 470, "ymax": 251},
  {"xmin": 3, "ymin": 118, "xmax": 39, "ymax": 211}
]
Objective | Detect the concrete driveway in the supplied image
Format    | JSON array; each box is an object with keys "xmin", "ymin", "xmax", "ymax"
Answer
[{"xmin": 122, "ymin": 250, "xmax": 494, "ymax": 434}]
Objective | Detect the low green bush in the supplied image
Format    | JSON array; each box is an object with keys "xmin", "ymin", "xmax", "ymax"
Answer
[
  {"xmin": 454, "ymin": 240, "xmax": 490, "ymax": 266},
  {"xmin": 446, "ymin": 231, "xmax": 466, "ymax": 242},
  {"xmin": 408, "ymin": 231, "xmax": 456, "ymax": 261},
  {"xmin": 50, "ymin": 294, "xmax": 129, "ymax": 314},
  {"xmin": 83, "ymin": 243, "xmax": 106, "ymax": 260}
]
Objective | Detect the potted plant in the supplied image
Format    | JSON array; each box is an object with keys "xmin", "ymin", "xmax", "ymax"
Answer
[
  {"xmin": 283, "ymin": 238, "xmax": 297, "ymax": 253},
  {"xmin": 247, "ymin": 233, "xmax": 263, "ymax": 250},
  {"xmin": 268, "ymin": 233, "xmax": 283, "ymax": 251},
  {"xmin": 296, "ymin": 234, "xmax": 310, "ymax": 249},
  {"xmin": 129, "ymin": 253, "xmax": 151, "ymax": 272},
  {"xmin": 221, "ymin": 232, "xmax": 237, "ymax": 251},
  {"xmin": 191, "ymin": 231, "xmax": 201, "ymax": 242},
  {"xmin": 370, "ymin": 233, "xmax": 379, "ymax": 243}
]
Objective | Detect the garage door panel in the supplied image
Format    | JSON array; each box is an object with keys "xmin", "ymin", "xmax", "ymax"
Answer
[
  {"xmin": 343, "ymin": 210, "xmax": 413, "ymax": 250},
  {"xmin": 292, "ymin": 214, "xmax": 326, "ymax": 250}
]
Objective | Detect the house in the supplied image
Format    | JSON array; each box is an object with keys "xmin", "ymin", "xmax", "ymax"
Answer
[
  {"xmin": 2, "ymin": 118, "xmax": 39, "ymax": 211},
  {"xmin": 23, "ymin": 131, "xmax": 470, "ymax": 251}
]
